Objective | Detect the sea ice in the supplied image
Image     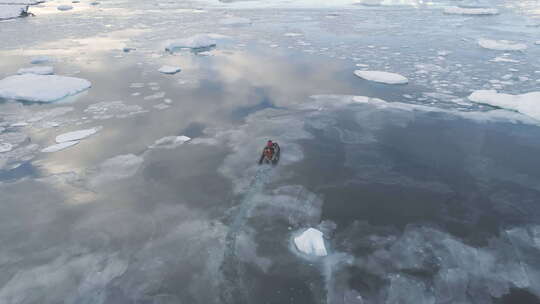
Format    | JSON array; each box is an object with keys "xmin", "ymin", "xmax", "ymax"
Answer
[
  {"xmin": 87, "ymin": 154, "xmax": 144, "ymax": 187},
  {"xmin": 57, "ymin": 5, "xmax": 73, "ymax": 11},
  {"xmin": 0, "ymin": 74, "xmax": 91, "ymax": 102},
  {"xmin": 294, "ymin": 228, "xmax": 328, "ymax": 257},
  {"xmin": 164, "ymin": 34, "xmax": 229, "ymax": 51},
  {"xmin": 443, "ymin": 6, "xmax": 499, "ymax": 15},
  {"xmin": 17, "ymin": 66, "xmax": 54, "ymax": 75},
  {"xmin": 0, "ymin": 5, "xmax": 28, "ymax": 20},
  {"xmin": 0, "ymin": 143, "xmax": 13, "ymax": 153},
  {"xmin": 84, "ymin": 101, "xmax": 145, "ymax": 119},
  {"xmin": 0, "ymin": 0, "xmax": 43, "ymax": 4},
  {"xmin": 354, "ymin": 70, "xmax": 408, "ymax": 84},
  {"xmin": 55, "ymin": 127, "xmax": 100, "ymax": 143},
  {"xmin": 41, "ymin": 141, "xmax": 79, "ymax": 153},
  {"xmin": 149, "ymin": 135, "xmax": 191, "ymax": 149},
  {"xmin": 30, "ymin": 56, "xmax": 53, "ymax": 64},
  {"xmin": 478, "ymin": 39, "xmax": 527, "ymax": 51},
  {"xmin": 158, "ymin": 65, "xmax": 181, "ymax": 74},
  {"xmin": 468, "ymin": 90, "xmax": 540, "ymax": 121}
]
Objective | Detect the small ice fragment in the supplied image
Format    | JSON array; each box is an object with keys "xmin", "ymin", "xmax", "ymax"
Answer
[
  {"xmin": 158, "ymin": 65, "xmax": 181, "ymax": 74},
  {"xmin": 57, "ymin": 5, "xmax": 73, "ymax": 11},
  {"xmin": 219, "ymin": 16, "xmax": 251, "ymax": 26},
  {"xmin": 0, "ymin": 74, "xmax": 91, "ymax": 103},
  {"xmin": 354, "ymin": 70, "xmax": 408, "ymax": 84},
  {"xmin": 164, "ymin": 34, "xmax": 228, "ymax": 51},
  {"xmin": 284, "ymin": 32, "xmax": 302, "ymax": 37},
  {"xmin": 149, "ymin": 135, "xmax": 191, "ymax": 149},
  {"xmin": 294, "ymin": 228, "xmax": 327, "ymax": 257},
  {"xmin": 55, "ymin": 127, "xmax": 100, "ymax": 143},
  {"xmin": 17, "ymin": 66, "xmax": 55, "ymax": 75},
  {"xmin": 144, "ymin": 92, "xmax": 166, "ymax": 100},
  {"xmin": 41, "ymin": 141, "xmax": 79, "ymax": 153},
  {"xmin": 478, "ymin": 39, "xmax": 527, "ymax": 51}
]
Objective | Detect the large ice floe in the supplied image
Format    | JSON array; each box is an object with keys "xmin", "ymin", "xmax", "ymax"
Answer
[
  {"xmin": 17, "ymin": 66, "xmax": 54, "ymax": 75},
  {"xmin": 0, "ymin": 5, "xmax": 28, "ymax": 20},
  {"xmin": 469, "ymin": 90, "xmax": 540, "ymax": 121},
  {"xmin": 0, "ymin": 74, "xmax": 91, "ymax": 102},
  {"xmin": 354, "ymin": 70, "xmax": 408, "ymax": 84},
  {"xmin": 294, "ymin": 228, "xmax": 328, "ymax": 257},
  {"xmin": 163, "ymin": 34, "xmax": 230, "ymax": 52},
  {"xmin": 443, "ymin": 6, "xmax": 499, "ymax": 15},
  {"xmin": 478, "ymin": 38, "xmax": 528, "ymax": 51}
]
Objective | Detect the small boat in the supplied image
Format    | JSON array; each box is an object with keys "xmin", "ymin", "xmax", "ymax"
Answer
[{"xmin": 258, "ymin": 140, "xmax": 280, "ymax": 165}]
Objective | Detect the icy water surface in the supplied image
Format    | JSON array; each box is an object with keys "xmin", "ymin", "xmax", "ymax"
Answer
[{"xmin": 1, "ymin": 0, "xmax": 540, "ymax": 303}]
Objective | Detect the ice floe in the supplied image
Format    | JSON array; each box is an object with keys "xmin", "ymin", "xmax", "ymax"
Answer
[
  {"xmin": 294, "ymin": 228, "xmax": 328, "ymax": 257},
  {"xmin": 0, "ymin": 5, "xmax": 28, "ymax": 20},
  {"xmin": 443, "ymin": 6, "xmax": 499, "ymax": 15},
  {"xmin": 354, "ymin": 70, "xmax": 408, "ymax": 84},
  {"xmin": 164, "ymin": 34, "xmax": 229, "ymax": 51},
  {"xmin": 55, "ymin": 127, "xmax": 100, "ymax": 143},
  {"xmin": 57, "ymin": 4, "xmax": 73, "ymax": 11},
  {"xmin": 469, "ymin": 90, "xmax": 540, "ymax": 121},
  {"xmin": 0, "ymin": 74, "xmax": 91, "ymax": 102},
  {"xmin": 87, "ymin": 154, "xmax": 143, "ymax": 188},
  {"xmin": 17, "ymin": 66, "xmax": 54, "ymax": 75},
  {"xmin": 149, "ymin": 135, "xmax": 191, "ymax": 149},
  {"xmin": 478, "ymin": 39, "xmax": 527, "ymax": 51},
  {"xmin": 41, "ymin": 141, "xmax": 79, "ymax": 153},
  {"xmin": 0, "ymin": 143, "xmax": 13, "ymax": 153},
  {"xmin": 158, "ymin": 65, "xmax": 181, "ymax": 74}
]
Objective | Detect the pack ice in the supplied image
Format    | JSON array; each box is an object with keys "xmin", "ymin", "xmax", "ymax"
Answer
[
  {"xmin": 354, "ymin": 70, "xmax": 408, "ymax": 84},
  {"xmin": 0, "ymin": 74, "xmax": 91, "ymax": 102},
  {"xmin": 294, "ymin": 228, "xmax": 328, "ymax": 257},
  {"xmin": 443, "ymin": 6, "xmax": 499, "ymax": 15},
  {"xmin": 469, "ymin": 90, "xmax": 540, "ymax": 121},
  {"xmin": 478, "ymin": 39, "xmax": 527, "ymax": 51}
]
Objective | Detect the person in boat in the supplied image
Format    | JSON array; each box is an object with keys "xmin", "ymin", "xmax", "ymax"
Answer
[{"xmin": 259, "ymin": 140, "xmax": 277, "ymax": 164}]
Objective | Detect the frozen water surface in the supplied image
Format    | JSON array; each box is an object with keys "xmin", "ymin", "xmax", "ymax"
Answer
[{"xmin": 1, "ymin": 0, "xmax": 540, "ymax": 303}]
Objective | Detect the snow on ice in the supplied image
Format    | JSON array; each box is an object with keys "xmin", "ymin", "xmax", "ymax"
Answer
[
  {"xmin": 354, "ymin": 70, "xmax": 408, "ymax": 84},
  {"xmin": 469, "ymin": 90, "xmax": 540, "ymax": 121},
  {"xmin": 478, "ymin": 39, "xmax": 527, "ymax": 51},
  {"xmin": 0, "ymin": 74, "xmax": 91, "ymax": 102},
  {"xmin": 294, "ymin": 228, "xmax": 328, "ymax": 257}
]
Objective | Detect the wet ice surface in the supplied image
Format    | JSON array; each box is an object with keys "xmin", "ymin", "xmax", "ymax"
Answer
[{"xmin": 1, "ymin": 0, "xmax": 540, "ymax": 303}]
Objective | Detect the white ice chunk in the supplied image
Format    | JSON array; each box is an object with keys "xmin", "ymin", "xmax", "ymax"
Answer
[
  {"xmin": 158, "ymin": 65, "xmax": 181, "ymax": 74},
  {"xmin": 0, "ymin": 74, "xmax": 91, "ymax": 102},
  {"xmin": 0, "ymin": 5, "xmax": 28, "ymax": 20},
  {"xmin": 490, "ymin": 57, "xmax": 519, "ymax": 63},
  {"xmin": 57, "ymin": 4, "xmax": 73, "ymax": 11},
  {"xmin": 17, "ymin": 66, "xmax": 54, "ymax": 75},
  {"xmin": 41, "ymin": 141, "xmax": 79, "ymax": 153},
  {"xmin": 443, "ymin": 6, "xmax": 499, "ymax": 15},
  {"xmin": 164, "ymin": 34, "xmax": 229, "ymax": 51},
  {"xmin": 469, "ymin": 90, "xmax": 540, "ymax": 121},
  {"xmin": 354, "ymin": 70, "xmax": 408, "ymax": 84},
  {"xmin": 55, "ymin": 127, "xmax": 100, "ymax": 143},
  {"xmin": 294, "ymin": 228, "xmax": 328, "ymax": 257},
  {"xmin": 149, "ymin": 135, "xmax": 191, "ymax": 149},
  {"xmin": 478, "ymin": 39, "xmax": 527, "ymax": 51},
  {"xmin": 284, "ymin": 32, "xmax": 303, "ymax": 37},
  {"xmin": 219, "ymin": 16, "xmax": 251, "ymax": 25}
]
